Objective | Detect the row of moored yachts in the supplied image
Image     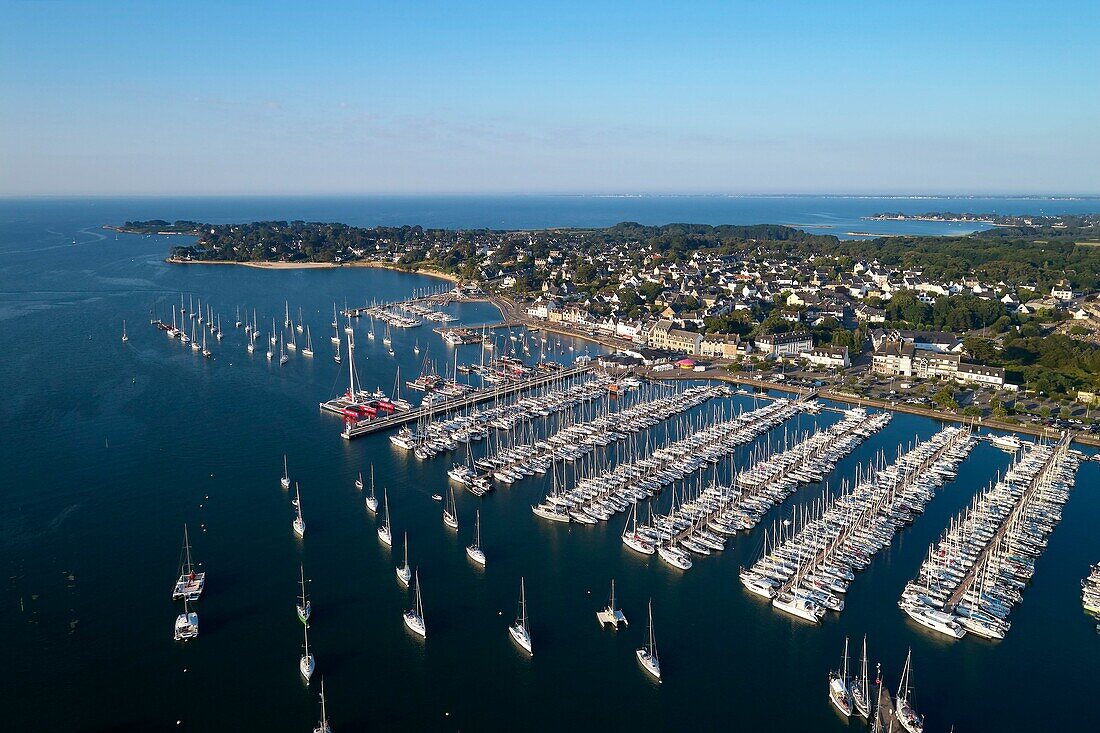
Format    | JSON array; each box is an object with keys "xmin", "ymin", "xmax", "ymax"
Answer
[{"xmin": 900, "ymin": 439, "xmax": 1079, "ymax": 640}]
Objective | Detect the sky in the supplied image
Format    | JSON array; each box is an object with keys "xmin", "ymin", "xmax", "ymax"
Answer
[{"xmin": 1, "ymin": 0, "xmax": 1098, "ymax": 196}]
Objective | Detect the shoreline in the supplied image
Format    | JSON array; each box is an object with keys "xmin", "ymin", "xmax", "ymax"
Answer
[{"xmin": 163, "ymin": 257, "xmax": 461, "ymax": 282}]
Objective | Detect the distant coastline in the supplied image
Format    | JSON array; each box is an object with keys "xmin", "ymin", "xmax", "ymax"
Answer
[{"xmin": 163, "ymin": 255, "xmax": 461, "ymax": 282}]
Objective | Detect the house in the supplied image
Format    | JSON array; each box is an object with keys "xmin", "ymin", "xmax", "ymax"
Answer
[
  {"xmin": 955, "ymin": 362, "xmax": 1005, "ymax": 387},
  {"xmin": 756, "ymin": 331, "xmax": 813, "ymax": 357},
  {"xmin": 1051, "ymin": 280, "xmax": 1077, "ymax": 301},
  {"xmin": 801, "ymin": 345, "xmax": 850, "ymax": 369},
  {"xmin": 854, "ymin": 304, "xmax": 886, "ymax": 323},
  {"xmin": 699, "ymin": 333, "xmax": 744, "ymax": 359},
  {"xmin": 646, "ymin": 319, "xmax": 703, "ymax": 355},
  {"xmin": 873, "ymin": 339, "xmax": 1004, "ymax": 387},
  {"xmin": 872, "ymin": 339, "xmax": 915, "ymax": 376}
]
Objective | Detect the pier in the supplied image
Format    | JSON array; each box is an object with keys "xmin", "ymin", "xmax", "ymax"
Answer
[
  {"xmin": 332, "ymin": 364, "xmax": 594, "ymax": 439},
  {"xmin": 943, "ymin": 433, "xmax": 1071, "ymax": 611}
]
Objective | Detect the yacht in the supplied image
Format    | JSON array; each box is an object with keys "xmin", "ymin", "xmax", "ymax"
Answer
[
  {"xmin": 636, "ymin": 600, "xmax": 661, "ymax": 681},
  {"xmin": 281, "ymin": 454, "xmax": 291, "ymax": 490},
  {"xmin": 297, "ymin": 564, "xmax": 311, "ymax": 625},
  {"xmin": 658, "ymin": 543, "xmax": 693, "ymax": 570},
  {"xmin": 828, "ymin": 637, "xmax": 852, "ymax": 717},
  {"xmin": 300, "ymin": 622, "xmax": 315, "ymax": 683},
  {"xmin": 621, "ymin": 503, "xmax": 655, "ymax": 556},
  {"xmin": 377, "ymin": 488, "xmax": 393, "ymax": 546},
  {"xmin": 509, "ymin": 577, "xmax": 533, "ymax": 654},
  {"xmin": 596, "ymin": 579, "xmax": 628, "ymax": 627},
  {"xmin": 293, "ymin": 484, "xmax": 306, "ymax": 538},
  {"xmin": 895, "ymin": 649, "xmax": 923, "ymax": 733},
  {"xmin": 403, "ymin": 570, "xmax": 426, "ymax": 638},
  {"xmin": 312, "ymin": 679, "xmax": 332, "ymax": 733},
  {"xmin": 173, "ymin": 599, "xmax": 199, "ymax": 641},
  {"xmin": 990, "ymin": 433, "xmax": 1022, "ymax": 452},
  {"xmin": 466, "ymin": 510, "xmax": 486, "ymax": 566},
  {"xmin": 365, "ymin": 467, "xmax": 379, "ymax": 513},
  {"xmin": 172, "ymin": 524, "xmax": 205, "ymax": 601},
  {"xmin": 443, "ymin": 486, "xmax": 459, "ymax": 530},
  {"xmin": 902, "ymin": 604, "xmax": 966, "ymax": 639},
  {"xmin": 302, "ymin": 326, "xmax": 314, "ymax": 357},
  {"xmin": 397, "ymin": 532, "xmax": 412, "ymax": 586}
]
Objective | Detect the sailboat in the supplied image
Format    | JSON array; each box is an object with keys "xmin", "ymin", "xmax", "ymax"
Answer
[
  {"xmin": 334, "ymin": 337, "xmax": 342, "ymax": 364},
  {"xmin": 280, "ymin": 335, "xmax": 289, "ymax": 365},
  {"xmin": 297, "ymin": 307, "xmax": 305, "ymax": 334},
  {"xmin": 189, "ymin": 322, "xmax": 199, "ymax": 350},
  {"xmin": 121, "ymin": 320, "xmax": 128, "ymax": 343},
  {"xmin": 172, "ymin": 524, "xmax": 205, "ymax": 601},
  {"xmin": 300, "ymin": 622, "xmax": 315, "ymax": 683},
  {"xmin": 297, "ymin": 564, "xmax": 311, "ymax": 624},
  {"xmin": 895, "ymin": 649, "xmax": 924, "ymax": 733},
  {"xmin": 413, "ymin": 339, "xmax": 420, "ymax": 355},
  {"xmin": 377, "ymin": 488, "xmax": 392, "ymax": 546},
  {"xmin": 331, "ymin": 303, "xmax": 338, "ymax": 329},
  {"xmin": 235, "ymin": 305, "xmax": 242, "ymax": 328},
  {"xmin": 312, "ymin": 678, "xmax": 332, "ymax": 733},
  {"xmin": 284, "ymin": 300, "xmax": 291, "ymax": 329},
  {"xmin": 302, "ymin": 326, "xmax": 314, "ymax": 357},
  {"xmin": 281, "ymin": 455, "xmax": 291, "ymax": 490},
  {"xmin": 466, "ymin": 509, "xmax": 486, "ymax": 565},
  {"xmin": 293, "ymin": 483, "xmax": 306, "ymax": 538},
  {"xmin": 829, "ymin": 636, "xmax": 853, "ymax": 716},
  {"xmin": 397, "ymin": 532, "xmax": 412, "ymax": 586},
  {"xmin": 851, "ymin": 635, "xmax": 871, "ymax": 719},
  {"xmin": 287, "ymin": 322, "xmax": 297, "ymax": 352},
  {"xmin": 247, "ymin": 326, "xmax": 256, "ymax": 353},
  {"xmin": 271, "ymin": 317, "xmax": 278, "ymax": 345},
  {"xmin": 509, "ymin": 577, "xmax": 533, "ymax": 654},
  {"xmin": 366, "ymin": 316, "xmax": 375, "ymax": 340},
  {"xmin": 355, "ymin": 471, "xmax": 364, "ymax": 491},
  {"xmin": 201, "ymin": 328, "xmax": 211, "ymax": 358},
  {"xmin": 443, "ymin": 486, "xmax": 459, "ymax": 530},
  {"xmin": 365, "ymin": 467, "xmax": 379, "ymax": 513},
  {"xmin": 403, "ymin": 569, "xmax": 426, "ymax": 638},
  {"xmin": 636, "ymin": 600, "xmax": 661, "ymax": 681},
  {"xmin": 621, "ymin": 502, "xmax": 655, "ymax": 555},
  {"xmin": 173, "ymin": 597, "xmax": 199, "ymax": 641},
  {"xmin": 596, "ymin": 579, "xmax": 627, "ymax": 627}
]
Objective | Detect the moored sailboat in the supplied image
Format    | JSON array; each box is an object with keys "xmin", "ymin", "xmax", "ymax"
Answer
[
  {"xmin": 378, "ymin": 488, "xmax": 392, "ymax": 546},
  {"xmin": 297, "ymin": 564, "xmax": 311, "ymax": 624},
  {"xmin": 293, "ymin": 483, "xmax": 306, "ymax": 538},
  {"xmin": 172, "ymin": 524, "xmax": 206, "ymax": 601},
  {"xmin": 403, "ymin": 569, "xmax": 426, "ymax": 638},
  {"xmin": 466, "ymin": 509, "xmax": 486, "ymax": 566},
  {"xmin": 828, "ymin": 636, "xmax": 853, "ymax": 717},
  {"xmin": 281, "ymin": 454, "xmax": 291, "ymax": 489},
  {"xmin": 895, "ymin": 648, "xmax": 924, "ymax": 733},
  {"xmin": 312, "ymin": 678, "xmax": 332, "ymax": 733},
  {"xmin": 397, "ymin": 532, "xmax": 412, "ymax": 586},
  {"xmin": 173, "ymin": 598, "xmax": 199, "ymax": 641},
  {"xmin": 443, "ymin": 485, "xmax": 459, "ymax": 530},
  {"xmin": 509, "ymin": 577, "xmax": 533, "ymax": 654},
  {"xmin": 300, "ymin": 621, "xmax": 315, "ymax": 683},
  {"xmin": 851, "ymin": 636, "xmax": 871, "ymax": 719},
  {"xmin": 636, "ymin": 600, "xmax": 661, "ymax": 681},
  {"xmin": 596, "ymin": 579, "xmax": 627, "ymax": 627},
  {"xmin": 365, "ymin": 467, "xmax": 379, "ymax": 513}
]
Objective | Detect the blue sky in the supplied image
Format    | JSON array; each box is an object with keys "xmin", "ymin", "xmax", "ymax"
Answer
[{"xmin": 1, "ymin": 1, "xmax": 1097, "ymax": 195}]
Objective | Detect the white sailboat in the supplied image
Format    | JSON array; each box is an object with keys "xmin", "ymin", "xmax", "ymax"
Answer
[
  {"xmin": 312, "ymin": 678, "xmax": 332, "ymax": 733},
  {"xmin": 293, "ymin": 483, "xmax": 306, "ymax": 538},
  {"xmin": 403, "ymin": 569, "xmax": 426, "ymax": 638},
  {"xmin": 302, "ymin": 326, "xmax": 314, "ymax": 357},
  {"xmin": 280, "ymin": 335, "xmax": 289, "ymax": 365},
  {"xmin": 287, "ymin": 322, "xmax": 297, "ymax": 352},
  {"xmin": 297, "ymin": 564, "xmax": 311, "ymax": 624},
  {"xmin": 281, "ymin": 455, "xmax": 291, "ymax": 489},
  {"xmin": 201, "ymin": 328, "xmax": 211, "ymax": 358},
  {"xmin": 173, "ymin": 597, "xmax": 199, "ymax": 641},
  {"xmin": 235, "ymin": 305, "xmax": 242, "ymax": 328},
  {"xmin": 621, "ymin": 502, "xmax": 655, "ymax": 555},
  {"xmin": 354, "ymin": 471, "xmax": 364, "ymax": 492},
  {"xmin": 509, "ymin": 577, "xmax": 533, "ymax": 655},
  {"xmin": 172, "ymin": 524, "xmax": 205, "ymax": 601},
  {"xmin": 271, "ymin": 317, "xmax": 278, "ymax": 345},
  {"xmin": 300, "ymin": 621, "xmax": 315, "ymax": 683},
  {"xmin": 377, "ymin": 488, "xmax": 392, "ymax": 546},
  {"xmin": 413, "ymin": 339, "xmax": 420, "ymax": 355},
  {"xmin": 852, "ymin": 636, "xmax": 871, "ymax": 719},
  {"xmin": 121, "ymin": 320, "xmax": 128, "ymax": 343},
  {"xmin": 896, "ymin": 649, "xmax": 924, "ymax": 733},
  {"xmin": 596, "ymin": 579, "xmax": 628, "ymax": 627},
  {"xmin": 284, "ymin": 300, "xmax": 291, "ymax": 329},
  {"xmin": 828, "ymin": 636, "xmax": 853, "ymax": 717},
  {"xmin": 297, "ymin": 306, "xmax": 305, "ymax": 333},
  {"xmin": 334, "ymin": 337, "xmax": 342, "ymax": 363},
  {"xmin": 383, "ymin": 325, "xmax": 392, "ymax": 346},
  {"xmin": 636, "ymin": 600, "xmax": 661, "ymax": 681},
  {"xmin": 466, "ymin": 509, "xmax": 486, "ymax": 566},
  {"xmin": 397, "ymin": 532, "xmax": 412, "ymax": 586},
  {"xmin": 365, "ymin": 467, "xmax": 379, "ymax": 513},
  {"xmin": 443, "ymin": 485, "xmax": 459, "ymax": 530}
]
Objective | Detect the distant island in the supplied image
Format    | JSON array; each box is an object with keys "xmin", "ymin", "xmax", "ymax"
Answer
[{"xmin": 864, "ymin": 212, "xmax": 1100, "ymax": 229}]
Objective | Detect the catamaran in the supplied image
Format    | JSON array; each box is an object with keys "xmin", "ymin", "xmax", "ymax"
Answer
[
  {"xmin": 297, "ymin": 564, "xmax": 311, "ymax": 624},
  {"xmin": 509, "ymin": 577, "xmax": 533, "ymax": 654},
  {"xmin": 174, "ymin": 598, "xmax": 199, "ymax": 641},
  {"xmin": 596, "ymin": 579, "xmax": 627, "ymax": 627},
  {"xmin": 443, "ymin": 486, "xmax": 459, "ymax": 530},
  {"xmin": 403, "ymin": 569, "xmax": 426, "ymax": 638},
  {"xmin": 466, "ymin": 509, "xmax": 486, "ymax": 565},
  {"xmin": 172, "ymin": 524, "xmax": 205, "ymax": 601},
  {"xmin": 300, "ymin": 621, "xmax": 315, "ymax": 683},
  {"xmin": 636, "ymin": 600, "xmax": 661, "ymax": 681},
  {"xmin": 365, "ymin": 467, "xmax": 379, "ymax": 513},
  {"xmin": 895, "ymin": 649, "xmax": 924, "ymax": 733},
  {"xmin": 281, "ymin": 455, "xmax": 291, "ymax": 490},
  {"xmin": 851, "ymin": 636, "xmax": 871, "ymax": 719},
  {"xmin": 313, "ymin": 678, "xmax": 332, "ymax": 733},
  {"xmin": 121, "ymin": 320, "xmax": 128, "ymax": 343},
  {"xmin": 828, "ymin": 636, "xmax": 853, "ymax": 717},
  {"xmin": 293, "ymin": 483, "xmax": 306, "ymax": 538},
  {"xmin": 397, "ymin": 532, "xmax": 412, "ymax": 586},
  {"xmin": 378, "ymin": 488, "xmax": 393, "ymax": 546}
]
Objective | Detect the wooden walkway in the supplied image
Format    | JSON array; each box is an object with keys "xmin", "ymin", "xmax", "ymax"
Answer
[{"xmin": 333, "ymin": 364, "xmax": 594, "ymax": 439}]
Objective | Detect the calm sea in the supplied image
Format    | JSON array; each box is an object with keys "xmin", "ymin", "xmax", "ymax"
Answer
[{"xmin": 1, "ymin": 197, "xmax": 1097, "ymax": 731}]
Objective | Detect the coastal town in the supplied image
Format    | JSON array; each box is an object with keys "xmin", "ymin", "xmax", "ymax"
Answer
[{"xmin": 130, "ymin": 213, "xmax": 1100, "ymax": 435}]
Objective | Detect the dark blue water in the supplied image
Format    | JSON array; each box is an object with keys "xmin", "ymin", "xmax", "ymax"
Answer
[{"xmin": 2, "ymin": 198, "xmax": 1097, "ymax": 732}]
